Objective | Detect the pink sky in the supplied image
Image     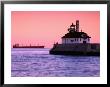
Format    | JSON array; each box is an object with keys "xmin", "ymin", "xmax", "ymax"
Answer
[{"xmin": 11, "ymin": 11, "xmax": 100, "ymax": 48}]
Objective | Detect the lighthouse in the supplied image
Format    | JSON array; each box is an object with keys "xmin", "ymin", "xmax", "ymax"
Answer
[
  {"xmin": 62, "ymin": 20, "xmax": 91, "ymax": 44},
  {"xmin": 50, "ymin": 20, "xmax": 99, "ymax": 56},
  {"xmin": 49, "ymin": 20, "xmax": 100, "ymax": 56}
]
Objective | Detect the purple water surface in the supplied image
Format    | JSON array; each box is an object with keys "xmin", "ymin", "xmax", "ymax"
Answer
[{"xmin": 11, "ymin": 48, "xmax": 100, "ymax": 77}]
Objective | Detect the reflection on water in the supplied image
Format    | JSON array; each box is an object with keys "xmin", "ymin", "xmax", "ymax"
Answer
[{"xmin": 11, "ymin": 48, "xmax": 100, "ymax": 77}]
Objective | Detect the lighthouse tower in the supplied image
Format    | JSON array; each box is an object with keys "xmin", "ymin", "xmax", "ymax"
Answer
[
  {"xmin": 62, "ymin": 20, "xmax": 91, "ymax": 44},
  {"xmin": 76, "ymin": 20, "xmax": 79, "ymax": 32}
]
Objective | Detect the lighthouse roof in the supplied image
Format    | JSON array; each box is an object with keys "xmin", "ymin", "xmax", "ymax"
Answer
[
  {"xmin": 70, "ymin": 23, "xmax": 75, "ymax": 27},
  {"xmin": 62, "ymin": 32, "xmax": 91, "ymax": 38}
]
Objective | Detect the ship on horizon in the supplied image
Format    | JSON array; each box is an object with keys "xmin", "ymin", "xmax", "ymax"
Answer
[{"xmin": 13, "ymin": 44, "xmax": 45, "ymax": 48}]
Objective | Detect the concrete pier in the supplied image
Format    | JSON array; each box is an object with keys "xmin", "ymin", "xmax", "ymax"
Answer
[{"xmin": 49, "ymin": 43, "xmax": 100, "ymax": 56}]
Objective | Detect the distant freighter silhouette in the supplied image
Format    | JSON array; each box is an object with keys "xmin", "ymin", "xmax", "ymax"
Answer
[
  {"xmin": 50, "ymin": 20, "xmax": 100, "ymax": 56},
  {"xmin": 13, "ymin": 44, "xmax": 44, "ymax": 48}
]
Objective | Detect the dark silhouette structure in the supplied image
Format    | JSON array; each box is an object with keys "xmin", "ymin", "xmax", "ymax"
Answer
[
  {"xmin": 50, "ymin": 20, "xmax": 100, "ymax": 56},
  {"xmin": 62, "ymin": 20, "xmax": 91, "ymax": 44},
  {"xmin": 13, "ymin": 44, "xmax": 44, "ymax": 48}
]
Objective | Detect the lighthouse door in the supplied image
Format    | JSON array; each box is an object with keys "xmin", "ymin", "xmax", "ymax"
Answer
[{"xmin": 83, "ymin": 41, "xmax": 86, "ymax": 44}]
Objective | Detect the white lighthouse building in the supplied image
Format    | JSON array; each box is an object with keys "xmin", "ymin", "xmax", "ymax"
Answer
[{"xmin": 62, "ymin": 20, "xmax": 91, "ymax": 44}]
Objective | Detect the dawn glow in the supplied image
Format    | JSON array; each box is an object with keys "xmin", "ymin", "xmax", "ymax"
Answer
[{"xmin": 11, "ymin": 11, "xmax": 100, "ymax": 48}]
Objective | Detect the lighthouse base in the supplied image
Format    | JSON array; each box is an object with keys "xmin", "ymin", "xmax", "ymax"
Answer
[
  {"xmin": 49, "ymin": 43, "xmax": 100, "ymax": 56},
  {"xmin": 50, "ymin": 51, "xmax": 100, "ymax": 56}
]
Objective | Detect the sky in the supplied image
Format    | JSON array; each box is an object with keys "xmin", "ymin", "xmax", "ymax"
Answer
[{"xmin": 11, "ymin": 11, "xmax": 100, "ymax": 48}]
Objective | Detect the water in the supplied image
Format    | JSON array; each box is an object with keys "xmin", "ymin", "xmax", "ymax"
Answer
[{"xmin": 11, "ymin": 48, "xmax": 100, "ymax": 77}]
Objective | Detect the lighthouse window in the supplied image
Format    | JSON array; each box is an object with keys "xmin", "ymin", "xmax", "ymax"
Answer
[
  {"xmin": 75, "ymin": 38, "xmax": 76, "ymax": 41},
  {"xmin": 80, "ymin": 38, "xmax": 81, "ymax": 41},
  {"xmin": 71, "ymin": 40, "xmax": 74, "ymax": 42},
  {"xmin": 88, "ymin": 38, "xmax": 90, "ymax": 41}
]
